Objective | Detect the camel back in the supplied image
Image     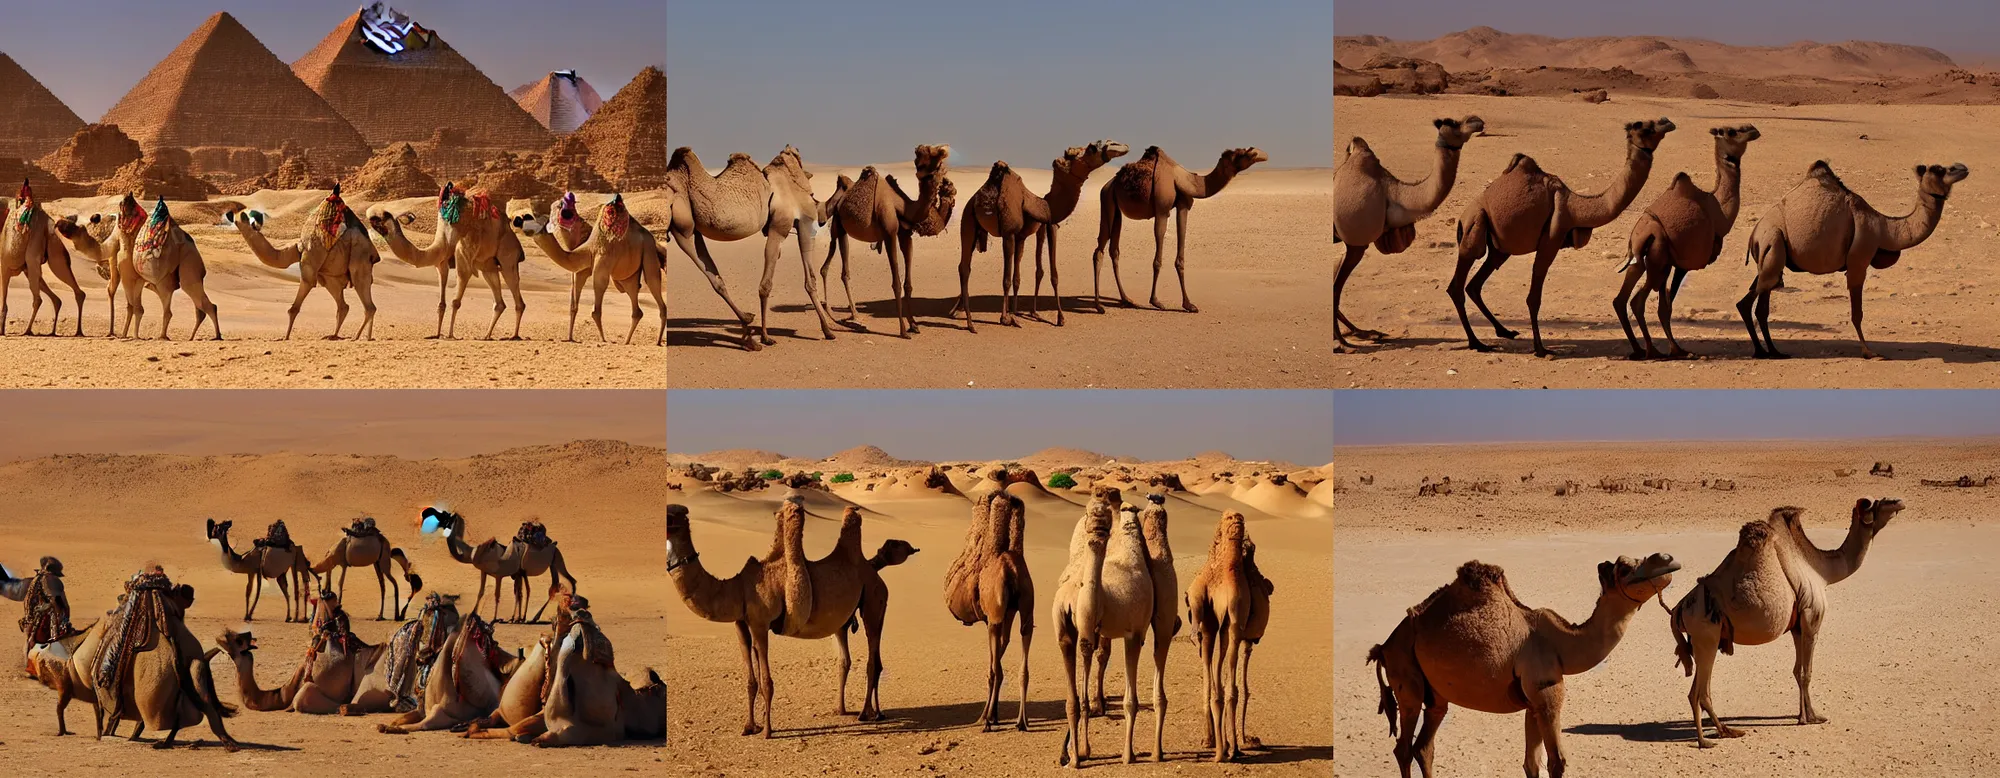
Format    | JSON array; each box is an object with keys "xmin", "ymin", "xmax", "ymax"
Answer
[{"xmin": 94, "ymin": 573, "xmax": 176, "ymax": 695}]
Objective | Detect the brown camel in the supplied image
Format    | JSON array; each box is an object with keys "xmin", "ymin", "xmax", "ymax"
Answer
[
  {"xmin": 311, "ymin": 517, "xmax": 423, "ymax": 621},
  {"xmin": 368, "ymin": 183, "xmax": 532, "ymax": 340},
  {"xmin": 222, "ymin": 185, "xmax": 382, "ymax": 340},
  {"xmin": 26, "ymin": 617, "xmax": 104, "ymax": 735},
  {"xmin": 206, "ymin": 518, "xmax": 314, "ymax": 622},
  {"xmin": 7, "ymin": 555, "xmax": 79, "ymax": 676},
  {"xmin": 817, "ymin": 144, "xmax": 956, "ymax": 338},
  {"xmin": 1367, "ymin": 554, "xmax": 1680, "ymax": 777},
  {"xmin": 426, "ymin": 509, "xmax": 579, "ymax": 623},
  {"xmin": 1092, "ymin": 146, "xmax": 1267, "ymax": 313},
  {"xmin": 1237, "ymin": 536, "xmax": 1274, "ymax": 749},
  {"xmin": 468, "ymin": 596, "xmax": 664, "ymax": 746},
  {"xmin": 90, "ymin": 566, "xmax": 240, "ymax": 750},
  {"xmin": 103, "ymin": 197, "xmax": 223, "ymax": 340},
  {"xmin": 1186, "ymin": 511, "xmax": 1252, "ymax": 762},
  {"xmin": 664, "ymin": 503, "xmax": 786, "ymax": 736},
  {"xmin": 1617, "ymin": 125, "xmax": 1761, "ymax": 359},
  {"xmin": 1452, "ymin": 118, "xmax": 1677, "ymax": 356},
  {"xmin": 514, "ymin": 192, "xmax": 670, "ymax": 344},
  {"xmin": 50, "ymin": 194, "xmax": 145, "ymax": 338},
  {"xmin": 944, "ymin": 478, "xmax": 1034, "ymax": 731},
  {"xmin": 1740, "ymin": 161, "xmax": 1968, "ymax": 359},
  {"xmin": 0, "ymin": 179, "xmax": 88, "ymax": 336},
  {"xmin": 375, "ymin": 610, "xmax": 522, "ymax": 734},
  {"xmin": 957, "ymin": 140, "xmax": 1129, "ymax": 329},
  {"xmin": 461, "ymin": 591, "xmax": 586, "ymax": 740},
  {"xmin": 1332, "ymin": 117, "xmax": 1485, "ymax": 351},
  {"xmin": 214, "ymin": 588, "xmax": 389, "ymax": 713},
  {"xmin": 344, "ymin": 592, "xmax": 463, "ymax": 715},
  {"xmin": 1669, "ymin": 499, "xmax": 1902, "ymax": 747},
  {"xmin": 663, "ymin": 147, "xmax": 815, "ymax": 350}
]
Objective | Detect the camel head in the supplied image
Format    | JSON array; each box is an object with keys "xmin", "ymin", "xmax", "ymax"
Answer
[
  {"xmin": 115, "ymin": 194, "xmax": 143, "ymax": 233},
  {"xmin": 366, "ymin": 208, "xmax": 416, "ymax": 236},
  {"xmin": 1623, "ymin": 118, "xmax": 1677, "ymax": 157},
  {"xmin": 626, "ymin": 669, "xmax": 669, "ymax": 739},
  {"xmin": 1055, "ymin": 140, "xmax": 1131, "ymax": 179},
  {"xmin": 1435, "ymin": 116, "xmax": 1485, "ymax": 149},
  {"xmin": 913, "ymin": 144, "xmax": 952, "ymax": 179},
  {"xmin": 35, "ymin": 556, "xmax": 62, "ymax": 577},
  {"xmin": 511, "ymin": 212, "xmax": 548, "ymax": 236},
  {"xmin": 1852, "ymin": 497, "xmax": 1905, "ymax": 533},
  {"xmin": 52, "ymin": 214, "xmax": 82, "ymax": 239},
  {"xmin": 1709, "ymin": 125, "xmax": 1760, "ymax": 163},
  {"xmin": 168, "ymin": 582, "xmax": 196, "ymax": 612},
  {"xmin": 872, "ymin": 539, "xmax": 920, "ymax": 567},
  {"xmin": 1915, "ymin": 163, "xmax": 1971, "ymax": 202},
  {"xmin": 205, "ymin": 518, "xmax": 233, "ymax": 543},
  {"xmin": 1598, "ymin": 553, "xmax": 1679, "ymax": 602},
  {"xmin": 215, "ymin": 628, "xmax": 257, "ymax": 660},
  {"xmin": 664, "ymin": 504, "xmax": 698, "ymax": 571},
  {"xmin": 1222, "ymin": 147, "xmax": 1269, "ymax": 173}
]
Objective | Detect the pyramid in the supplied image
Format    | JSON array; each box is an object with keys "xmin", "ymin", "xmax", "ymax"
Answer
[
  {"xmin": 294, "ymin": 6, "xmax": 553, "ymax": 166},
  {"xmin": 512, "ymin": 70, "xmax": 603, "ymax": 135},
  {"xmin": 0, "ymin": 53, "xmax": 85, "ymax": 162},
  {"xmin": 570, "ymin": 66, "xmax": 667, "ymax": 191},
  {"xmin": 98, "ymin": 13, "xmax": 372, "ymax": 179}
]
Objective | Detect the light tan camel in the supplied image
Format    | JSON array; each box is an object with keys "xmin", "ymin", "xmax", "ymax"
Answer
[
  {"xmin": 50, "ymin": 194, "xmax": 144, "ymax": 338},
  {"xmin": 1452, "ymin": 119, "xmax": 1677, "ymax": 356},
  {"xmin": 461, "ymin": 591, "xmax": 585, "ymax": 740},
  {"xmin": 513, "ymin": 192, "xmax": 670, "ymax": 344},
  {"xmin": 662, "ymin": 148, "xmax": 786, "ymax": 349},
  {"xmin": 1669, "ymin": 499, "xmax": 1902, "ymax": 747},
  {"xmin": 956, "ymin": 141, "xmax": 1129, "ymax": 329},
  {"xmin": 1332, "ymin": 117, "xmax": 1485, "ymax": 351},
  {"xmin": 1053, "ymin": 494, "xmax": 1112, "ymax": 767},
  {"xmin": 0, "ymin": 180, "xmax": 87, "ymax": 336},
  {"xmin": 1617, "ymin": 125, "xmax": 1761, "ymax": 360},
  {"xmin": 753, "ymin": 146, "xmax": 838, "ymax": 342},
  {"xmin": 1740, "ymin": 161, "xmax": 1968, "ymax": 359},
  {"xmin": 817, "ymin": 144, "xmax": 956, "ymax": 337},
  {"xmin": 1367, "ymin": 554, "xmax": 1680, "ymax": 777},
  {"xmin": 466, "ymin": 597, "xmax": 664, "ymax": 746},
  {"xmin": 376, "ymin": 611, "xmax": 522, "ymax": 734},
  {"xmin": 1092, "ymin": 146, "xmax": 1267, "ymax": 314},
  {"xmin": 206, "ymin": 518, "xmax": 313, "ymax": 622},
  {"xmin": 311, "ymin": 518, "xmax": 423, "ymax": 620},
  {"xmin": 944, "ymin": 478, "xmax": 1034, "ymax": 731},
  {"xmin": 368, "ymin": 183, "xmax": 531, "ymax": 340},
  {"xmin": 89, "ymin": 567, "xmax": 240, "ymax": 750},
  {"xmin": 1237, "ymin": 537, "xmax": 1274, "ymax": 749},
  {"xmin": 343, "ymin": 592, "xmax": 463, "ymax": 715},
  {"xmin": 222, "ymin": 186, "xmax": 382, "ymax": 340},
  {"xmin": 1056, "ymin": 492, "xmax": 1161, "ymax": 766},
  {"xmin": 214, "ymin": 588, "xmax": 389, "ymax": 714},
  {"xmin": 211, "ymin": 629, "xmax": 301, "ymax": 711},
  {"xmin": 101, "ymin": 198, "xmax": 222, "ymax": 340},
  {"xmin": 26, "ymin": 617, "xmax": 103, "ymax": 735},
  {"xmin": 664, "ymin": 503, "xmax": 787, "ymax": 736},
  {"xmin": 426, "ymin": 509, "xmax": 580, "ymax": 623}
]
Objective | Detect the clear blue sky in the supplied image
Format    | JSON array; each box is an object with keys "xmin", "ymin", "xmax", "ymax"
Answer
[
  {"xmin": 669, "ymin": 0, "xmax": 1332, "ymax": 167},
  {"xmin": 1336, "ymin": 0, "xmax": 1997, "ymax": 59},
  {"xmin": 0, "ymin": 0, "xmax": 663, "ymax": 121},
  {"xmin": 669, "ymin": 391, "xmax": 1333, "ymax": 464},
  {"xmin": 1335, "ymin": 390, "xmax": 2000, "ymax": 446}
]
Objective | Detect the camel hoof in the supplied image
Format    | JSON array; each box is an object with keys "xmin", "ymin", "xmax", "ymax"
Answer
[
  {"xmin": 1625, "ymin": 351, "xmax": 1651, "ymax": 361},
  {"xmin": 1533, "ymin": 348, "xmax": 1556, "ymax": 360},
  {"xmin": 1861, "ymin": 351, "xmax": 1887, "ymax": 361},
  {"xmin": 1718, "ymin": 727, "xmax": 1747, "ymax": 739},
  {"xmin": 1351, "ymin": 329, "xmax": 1388, "ymax": 340},
  {"xmin": 1181, "ymin": 302, "xmax": 1199, "ymax": 314},
  {"xmin": 1802, "ymin": 715, "xmax": 1829, "ymax": 725},
  {"xmin": 151, "ymin": 741, "xmax": 173, "ymax": 750},
  {"xmin": 1754, "ymin": 350, "xmax": 1791, "ymax": 360},
  {"xmin": 323, "ymin": 335, "xmax": 342, "ymax": 341},
  {"xmin": 741, "ymin": 724, "xmax": 761, "ymax": 736},
  {"xmin": 1697, "ymin": 739, "xmax": 1717, "ymax": 749},
  {"xmin": 1494, "ymin": 327, "xmax": 1520, "ymax": 339},
  {"xmin": 1466, "ymin": 341, "xmax": 1496, "ymax": 353},
  {"xmin": 1015, "ymin": 721, "xmax": 1029, "ymax": 732}
]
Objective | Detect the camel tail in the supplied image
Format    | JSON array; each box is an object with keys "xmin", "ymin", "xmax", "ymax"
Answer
[
  {"xmin": 1669, "ymin": 587, "xmax": 1695, "ymax": 677},
  {"xmin": 1365, "ymin": 644, "xmax": 1397, "ymax": 736}
]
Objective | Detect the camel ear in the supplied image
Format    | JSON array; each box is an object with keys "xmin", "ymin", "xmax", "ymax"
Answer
[
  {"xmin": 1916, "ymin": 165, "xmax": 1928, "ymax": 178},
  {"xmin": 1433, "ymin": 118, "xmax": 1448, "ymax": 129},
  {"xmin": 1597, "ymin": 560, "xmax": 1616, "ymax": 591},
  {"xmin": 1854, "ymin": 497, "xmax": 1875, "ymax": 525}
]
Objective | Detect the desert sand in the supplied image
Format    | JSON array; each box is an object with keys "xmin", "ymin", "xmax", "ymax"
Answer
[
  {"xmin": 1335, "ymin": 93, "xmax": 2000, "ymax": 387},
  {"xmin": 1335, "ymin": 439, "xmax": 2000, "ymax": 775},
  {"xmin": 0, "ymin": 189, "xmax": 668, "ymax": 388},
  {"xmin": 666, "ymin": 163, "xmax": 1332, "ymax": 388},
  {"xmin": 0, "ymin": 436, "xmax": 673, "ymax": 771},
  {"xmin": 661, "ymin": 449, "xmax": 1331, "ymax": 775}
]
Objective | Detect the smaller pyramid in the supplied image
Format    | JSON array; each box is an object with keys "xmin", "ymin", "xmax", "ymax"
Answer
[
  {"xmin": 512, "ymin": 70, "xmax": 603, "ymax": 135},
  {"xmin": 0, "ymin": 53, "xmax": 86, "ymax": 162},
  {"xmin": 38, "ymin": 124, "xmax": 144, "ymax": 183},
  {"xmin": 571, "ymin": 66, "xmax": 666, "ymax": 191}
]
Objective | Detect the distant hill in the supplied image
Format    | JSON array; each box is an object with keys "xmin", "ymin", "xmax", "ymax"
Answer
[{"xmin": 1335, "ymin": 26, "xmax": 1958, "ymax": 82}]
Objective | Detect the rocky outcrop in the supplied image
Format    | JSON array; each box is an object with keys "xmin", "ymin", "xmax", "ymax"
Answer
[
  {"xmin": 1359, "ymin": 55, "xmax": 1450, "ymax": 94},
  {"xmin": 37, "ymin": 124, "xmax": 143, "ymax": 183}
]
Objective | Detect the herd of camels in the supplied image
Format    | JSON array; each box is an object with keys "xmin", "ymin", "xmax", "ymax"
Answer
[
  {"xmin": 1333, "ymin": 114, "xmax": 1971, "ymax": 359},
  {"xmin": 2, "ymin": 510, "xmax": 656, "ymax": 750},
  {"xmin": 663, "ymin": 474, "xmax": 1277, "ymax": 767},
  {"xmin": 0, "ymin": 139, "xmax": 1267, "ymax": 349},
  {"xmin": 1367, "ymin": 497, "xmax": 1902, "ymax": 777}
]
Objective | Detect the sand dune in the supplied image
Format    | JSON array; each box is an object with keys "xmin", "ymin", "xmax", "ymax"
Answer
[{"xmin": 1337, "ymin": 27, "xmax": 1959, "ymax": 81}]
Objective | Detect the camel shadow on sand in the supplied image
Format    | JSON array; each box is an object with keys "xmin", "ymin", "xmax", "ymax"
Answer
[
  {"xmin": 669, "ymin": 292, "xmax": 1165, "ymax": 349},
  {"xmin": 103, "ymin": 736, "xmax": 299, "ymax": 752},
  {"xmin": 1567, "ymin": 714, "xmax": 1801, "ymax": 743},
  {"xmin": 1344, "ymin": 318, "xmax": 2000, "ymax": 364}
]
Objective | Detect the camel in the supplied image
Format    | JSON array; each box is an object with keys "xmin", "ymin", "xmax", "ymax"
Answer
[
  {"xmin": 1451, "ymin": 118, "xmax": 1677, "ymax": 356},
  {"xmin": 86, "ymin": 197, "xmax": 222, "ymax": 340},
  {"xmin": 1055, "ymin": 492, "xmax": 1160, "ymax": 767},
  {"xmin": 1091, "ymin": 146, "xmax": 1268, "ymax": 314},
  {"xmin": 817, "ymin": 144, "xmax": 956, "ymax": 337},
  {"xmin": 1366, "ymin": 553, "xmax": 1680, "ymax": 778},
  {"xmin": 1332, "ymin": 117, "xmax": 1485, "ymax": 351},
  {"xmin": 425, "ymin": 509, "xmax": 580, "ymax": 623},
  {"xmin": 663, "ymin": 503, "xmax": 784, "ymax": 735},
  {"xmin": 1615, "ymin": 126, "xmax": 1761, "ymax": 360},
  {"xmin": 957, "ymin": 140, "xmax": 1129, "ymax": 329},
  {"xmin": 221, "ymin": 186, "xmax": 381, "ymax": 340},
  {"xmin": 206, "ymin": 518, "xmax": 314, "ymax": 623},
  {"xmin": 344, "ymin": 592, "xmax": 463, "ymax": 715},
  {"xmin": 26, "ymin": 616, "xmax": 104, "ymax": 735},
  {"xmin": 1740, "ymin": 161, "xmax": 1968, "ymax": 359},
  {"xmin": 311, "ymin": 517, "xmax": 423, "ymax": 620},
  {"xmin": 50, "ymin": 194, "xmax": 145, "ymax": 338},
  {"xmin": 8, "ymin": 556, "xmax": 80, "ymax": 676},
  {"xmin": 944, "ymin": 478, "xmax": 1034, "ymax": 732},
  {"xmin": 665, "ymin": 147, "xmax": 833, "ymax": 349},
  {"xmin": 460, "ymin": 591, "xmax": 584, "ymax": 740},
  {"xmin": 90, "ymin": 566, "xmax": 240, "ymax": 750},
  {"xmin": 0, "ymin": 180, "xmax": 88, "ymax": 336},
  {"xmin": 376, "ymin": 610, "xmax": 522, "ymax": 734},
  {"xmin": 1670, "ymin": 499, "xmax": 1903, "ymax": 748},
  {"xmin": 368, "ymin": 182, "xmax": 532, "ymax": 340},
  {"xmin": 1186, "ymin": 511, "xmax": 1253, "ymax": 762},
  {"xmin": 213, "ymin": 587, "xmax": 389, "ymax": 713},
  {"xmin": 776, "ymin": 503, "xmax": 913, "ymax": 721},
  {"xmin": 512, "ymin": 193, "xmax": 670, "ymax": 344},
  {"xmin": 1236, "ymin": 537, "xmax": 1274, "ymax": 750},
  {"xmin": 1083, "ymin": 493, "xmax": 1182, "ymax": 759},
  {"xmin": 466, "ymin": 595, "xmax": 665, "ymax": 745}
]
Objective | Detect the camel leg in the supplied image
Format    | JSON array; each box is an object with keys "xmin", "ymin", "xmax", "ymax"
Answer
[
  {"xmin": 1333, "ymin": 244, "xmax": 1379, "ymax": 352},
  {"xmin": 430, "ymin": 264, "xmax": 449, "ymax": 338},
  {"xmin": 1017, "ymin": 612, "xmax": 1034, "ymax": 732},
  {"xmin": 473, "ymin": 574, "xmax": 488, "ymax": 622},
  {"xmin": 480, "ymin": 270, "xmax": 506, "ymax": 341},
  {"xmin": 1172, "ymin": 205, "xmax": 1196, "ymax": 312},
  {"xmin": 104, "ymin": 273, "xmax": 119, "ymax": 338},
  {"xmin": 752, "ymin": 625, "xmax": 774, "ymax": 738},
  {"xmin": 1846, "ymin": 266, "xmax": 1882, "ymax": 359},
  {"xmin": 735, "ymin": 621, "xmax": 760, "ymax": 735},
  {"xmin": 956, "ymin": 225, "xmax": 979, "ymax": 331},
  {"xmin": 1467, "ymin": 248, "xmax": 1518, "ymax": 341},
  {"xmin": 1238, "ymin": 640, "xmax": 1259, "ymax": 749},
  {"xmin": 1151, "ymin": 627, "xmax": 1170, "ymax": 761},
  {"xmin": 832, "ymin": 626, "xmax": 852, "ymax": 716},
  {"xmin": 980, "ymin": 619, "xmax": 1005, "ymax": 730},
  {"xmin": 673, "ymin": 231, "xmax": 758, "ymax": 350},
  {"xmin": 1389, "ymin": 680, "xmax": 1421, "ymax": 777},
  {"xmin": 1091, "ymin": 641, "xmax": 1110, "ymax": 716},
  {"xmin": 1523, "ymin": 679, "xmax": 1566, "ymax": 778},
  {"xmin": 820, "ymin": 230, "xmax": 854, "ymax": 321},
  {"xmin": 1793, "ymin": 617, "xmax": 1828, "ymax": 724},
  {"xmin": 1146, "ymin": 214, "xmax": 1168, "ymax": 309},
  {"xmin": 1631, "ymin": 271, "xmax": 1660, "ymax": 360},
  {"xmin": 1612, "ymin": 261, "xmax": 1646, "ymax": 359},
  {"xmin": 243, "ymin": 572, "xmax": 256, "ymax": 620},
  {"xmin": 1223, "ymin": 630, "xmax": 1244, "ymax": 761},
  {"xmin": 1101, "ymin": 200, "xmax": 1133, "ymax": 308},
  {"xmin": 502, "ymin": 262, "xmax": 527, "ymax": 340},
  {"xmin": 1687, "ymin": 633, "xmax": 1741, "ymax": 746},
  {"xmin": 274, "ymin": 572, "xmax": 290, "ymax": 623},
  {"xmin": 182, "ymin": 271, "xmax": 221, "ymax": 341},
  {"xmin": 1028, "ymin": 229, "xmax": 1045, "ymax": 322},
  {"xmin": 377, "ymin": 562, "xmax": 392, "ymax": 620},
  {"xmin": 899, "ymin": 232, "xmax": 919, "ymax": 335},
  {"xmin": 998, "ymin": 235, "xmax": 1020, "ymax": 328},
  {"xmin": 567, "ymin": 271, "xmax": 586, "ymax": 342},
  {"xmin": 755, "ymin": 230, "xmax": 781, "ymax": 346},
  {"xmin": 793, "ymin": 219, "xmax": 836, "ymax": 339},
  {"xmin": 1662, "ymin": 266, "xmax": 1693, "ymax": 358},
  {"xmin": 281, "ymin": 277, "xmax": 312, "ymax": 340},
  {"xmin": 151, "ymin": 284, "xmax": 175, "ymax": 340},
  {"xmin": 1756, "ymin": 289, "xmax": 1782, "ymax": 358},
  {"xmin": 863, "ymin": 608, "xmax": 886, "ymax": 721},
  {"xmin": 1059, "ymin": 619, "xmax": 1082, "ymax": 767},
  {"xmin": 1522, "ymin": 705, "xmax": 1544, "ymax": 778},
  {"xmin": 325, "ymin": 280, "xmax": 351, "ymax": 339},
  {"xmin": 444, "ymin": 268, "xmax": 472, "ymax": 340},
  {"xmin": 1410, "ymin": 698, "xmax": 1447, "ymax": 777},
  {"xmin": 489, "ymin": 573, "xmax": 504, "ymax": 623},
  {"xmin": 1524, "ymin": 246, "xmax": 1560, "ymax": 358},
  {"xmin": 1120, "ymin": 636, "xmax": 1143, "ymax": 763},
  {"xmin": 883, "ymin": 232, "xmax": 912, "ymax": 338}
]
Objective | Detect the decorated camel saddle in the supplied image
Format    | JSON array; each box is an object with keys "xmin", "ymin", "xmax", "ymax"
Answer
[
  {"xmin": 93, "ymin": 568, "xmax": 184, "ymax": 696},
  {"xmin": 343, "ymin": 516, "xmax": 384, "ymax": 540},
  {"xmin": 304, "ymin": 588, "xmax": 361, "ymax": 667},
  {"xmin": 251, "ymin": 519, "xmax": 295, "ymax": 551},
  {"xmin": 18, "ymin": 556, "xmax": 78, "ymax": 645},
  {"xmin": 382, "ymin": 592, "xmax": 460, "ymax": 712},
  {"xmin": 536, "ymin": 593, "xmax": 613, "ymax": 705},
  {"xmin": 512, "ymin": 520, "xmax": 554, "ymax": 550}
]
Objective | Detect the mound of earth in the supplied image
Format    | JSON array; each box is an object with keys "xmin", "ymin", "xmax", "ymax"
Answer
[
  {"xmin": 1337, "ymin": 26, "xmax": 1958, "ymax": 81},
  {"xmin": 1335, "ymin": 62, "xmax": 1384, "ymax": 97},
  {"xmin": 98, "ymin": 158, "xmax": 217, "ymax": 200},
  {"xmin": 343, "ymin": 143, "xmax": 439, "ymax": 200},
  {"xmin": 38, "ymin": 124, "xmax": 143, "ymax": 184},
  {"xmin": 824, "ymin": 445, "xmax": 920, "ymax": 469},
  {"xmin": 465, "ymin": 152, "xmax": 557, "ymax": 204},
  {"xmin": 538, "ymin": 136, "xmax": 612, "ymax": 194},
  {"xmin": 1357, "ymin": 55, "xmax": 1450, "ymax": 95}
]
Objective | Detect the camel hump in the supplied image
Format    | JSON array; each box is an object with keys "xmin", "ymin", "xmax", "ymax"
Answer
[
  {"xmin": 1504, "ymin": 153, "xmax": 1536, "ymax": 175},
  {"xmin": 1453, "ymin": 560, "xmax": 1507, "ymax": 591},
  {"xmin": 1737, "ymin": 519, "xmax": 1775, "ymax": 548}
]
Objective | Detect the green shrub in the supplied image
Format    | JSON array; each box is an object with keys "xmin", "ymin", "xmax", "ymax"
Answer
[
  {"xmin": 831, "ymin": 473, "xmax": 856, "ymax": 484},
  {"xmin": 1047, "ymin": 472, "xmax": 1078, "ymax": 489},
  {"xmin": 759, "ymin": 469, "xmax": 784, "ymax": 480},
  {"xmin": 810, "ymin": 471, "xmax": 824, "ymax": 481}
]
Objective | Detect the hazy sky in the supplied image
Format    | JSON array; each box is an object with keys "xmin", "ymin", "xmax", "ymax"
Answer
[
  {"xmin": 1336, "ymin": 0, "xmax": 1998, "ymax": 58},
  {"xmin": 670, "ymin": 0, "xmax": 1332, "ymax": 167},
  {"xmin": 1, "ymin": 0, "xmax": 663, "ymax": 121},
  {"xmin": 669, "ymin": 391, "xmax": 1333, "ymax": 464},
  {"xmin": 1335, "ymin": 391, "xmax": 2000, "ymax": 446},
  {"xmin": 0, "ymin": 390, "xmax": 664, "ymax": 461}
]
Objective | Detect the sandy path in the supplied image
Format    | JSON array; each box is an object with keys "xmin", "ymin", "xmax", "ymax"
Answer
[
  {"xmin": 662, "ymin": 484, "xmax": 1331, "ymax": 775},
  {"xmin": 666, "ymin": 166, "xmax": 1332, "ymax": 388},
  {"xmin": 0, "ymin": 193, "xmax": 663, "ymax": 388},
  {"xmin": 1335, "ymin": 95, "xmax": 2000, "ymax": 388}
]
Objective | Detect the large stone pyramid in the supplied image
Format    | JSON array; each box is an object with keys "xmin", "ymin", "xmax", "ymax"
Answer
[
  {"xmin": 294, "ymin": 7, "xmax": 553, "ymax": 170},
  {"xmin": 512, "ymin": 70, "xmax": 603, "ymax": 135},
  {"xmin": 571, "ymin": 66, "xmax": 667, "ymax": 191},
  {"xmin": 0, "ymin": 52, "xmax": 85, "ymax": 162},
  {"xmin": 98, "ymin": 13, "xmax": 372, "ymax": 178}
]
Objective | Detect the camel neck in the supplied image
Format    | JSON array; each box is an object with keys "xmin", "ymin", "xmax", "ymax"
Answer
[
  {"xmin": 1540, "ymin": 589, "xmax": 1644, "ymax": 675},
  {"xmin": 1878, "ymin": 189, "xmax": 1948, "ymax": 252},
  {"xmin": 1044, "ymin": 166, "xmax": 1091, "ymax": 224},
  {"xmin": 666, "ymin": 533, "xmax": 744, "ymax": 622},
  {"xmin": 1386, "ymin": 143, "xmax": 1461, "ymax": 229},
  {"xmin": 1563, "ymin": 145, "xmax": 1655, "ymax": 230},
  {"xmin": 1190, "ymin": 158, "xmax": 1240, "ymax": 199},
  {"xmin": 1713, "ymin": 148, "xmax": 1745, "ymax": 234}
]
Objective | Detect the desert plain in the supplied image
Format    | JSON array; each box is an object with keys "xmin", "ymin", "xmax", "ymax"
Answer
[
  {"xmin": 1334, "ymin": 438, "xmax": 2000, "ymax": 775},
  {"xmin": 661, "ymin": 446, "xmax": 1332, "ymax": 775}
]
